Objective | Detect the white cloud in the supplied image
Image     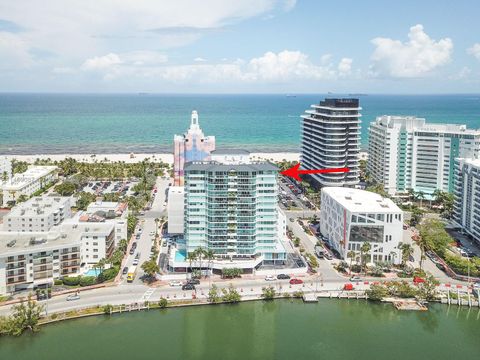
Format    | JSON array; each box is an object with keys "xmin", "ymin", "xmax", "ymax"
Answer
[
  {"xmin": 0, "ymin": 0, "xmax": 277, "ymax": 71},
  {"xmin": 370, "ymin": 24, "xmax": 453, "ymax": 78},
  {"xmin": 338, "ymin": 58, "xmax": 352, "ymax": 76},
  {"xmin": 450, "ymin": 66, "xmax": 471, "ymax": 80},
  {"xmin": 467, "ymin": 43, "xmax": 480, "ymax": 61},
  {"xmin": 194, "ymin": 57, "xmax": 207, "ymax": 62},
  {"xmin": 79, "ymin": 50, "xmax": 353, "ymax": 83},
  {"xmin": 81, "ymin": 53, "xmax": 122, "ymax": 71},
  {"xmin": 52, "ymin": 66, "xmax": 76, "ymax": 74}
]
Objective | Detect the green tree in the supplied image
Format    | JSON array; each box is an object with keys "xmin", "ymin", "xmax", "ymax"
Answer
[
  {"xmin": 9, "ymin": 295, "xmax": 44, "ymax": 336},
  {"xmin": 221, "ymin": 284, "xmax": 241, "ymax": 303},
  {"xmin": 141, "ymin": 260, "xmax": 159, "ymax": 280},
  {"xmin": 158, "ymin": 298, "xmax": 168, "ymax": 309},
  {"xmin": 261, "ymin": 286, "xmax": 276, "ymax": 300},
  {"xmin": 54, "ymin": 181, "xmax": 77, "ymax": 196},
  {"xmin": 347, "ymin": 250, "xmax": 356, "ymax": 274},
  {"xmin": 360, "ymin": 242, "xmax": 372, "ymax": 273},
  {"xmin": 207, "ymin": 284, "xmax": 221, "ymax": 303},
  {"xmin": 366, "ymin": 284, "xmax": 389, "ymax": 301},
  {"xmin": 399, "ymin": 243, "xmax": 414, "ymax": 268}
]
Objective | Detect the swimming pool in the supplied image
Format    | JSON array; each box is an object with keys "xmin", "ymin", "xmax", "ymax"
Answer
[
  {"xmin": 175, "ymin": 250, "xmax": 186, "ymax": 262},
  {"xmin": 83, "ymin": 269, "xmax": 101, "ymax": 277}
]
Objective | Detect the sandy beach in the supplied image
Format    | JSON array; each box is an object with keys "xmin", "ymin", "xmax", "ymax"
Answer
[{"xmin": 3, "ymin": 152, "xmax": 301, "ymax": 165}]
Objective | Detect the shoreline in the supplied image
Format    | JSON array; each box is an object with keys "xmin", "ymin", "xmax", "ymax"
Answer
[{"xmin": 2, "ymin": 152, "xmax": 301, "ymax": 164}]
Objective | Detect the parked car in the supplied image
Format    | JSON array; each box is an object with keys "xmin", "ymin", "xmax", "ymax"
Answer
[
  {"xmin": 182, "ymin": 283, "xmax": 196, "ymax": 291},
  {"xmin": 132, "ymin": 259, "xmax": 139, "ymax": 266},
  {"xmin": 66, "ymin": 294, "xmax": 80, "ymax": 301},
  {"xmin": 129, "ymin": 248, "xmax": 135, "ymax": 255},
  {"xmin": 187, "ymin": 279, "xmax": 200, "ymax": 285},
  {"xmin": 265, "ymin": 275, "xmax": 276, "ymax": 281},
  {"xmin": 277, "ymin": 274, "xmax": 290, "ymax": 280},
  {"xmin": 349, "ymin": 276, "xmax": 362, "ymax": 282},
  {"xmin": 323, "ymin": 252, "xmax": 333, "ymax": 260},
  {"xmin": 169, "ymin": 280, "xmax": 183, "ymax": 287},
  {"xmin": 122, "ymin": 266, "xmax": 129, "ymax": 275},
  {"xmin": 149, "ymin": 231, "xmax": 155, "ymax": 236},
  {"xmin": 289, "ymin": 278, "xmax": 303, "ymax": 285}
]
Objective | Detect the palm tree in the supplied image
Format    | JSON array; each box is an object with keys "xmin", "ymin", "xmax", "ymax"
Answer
[
  {"xmin": 360, "ymin": 242, "xmax": 371, "ymax": 274},
  {"xmin": 204, "ymin": 249, "xmax": 215, "ymax": 278},
  {"xmin": 414, "ymin": 233, "xmax": 429, "ymax": 270},
  {"xmin": 347, "ymin": 250, "xmax": 356, "ymax": 275},
  {"xmin": 154, "ymin": 218, "xmax": 160, "ymax": 238},
  {"xmin": 187, "ymin": 252, "xmax": 197, "ymax": 278},
  {"xmin": 194, "ymin": 248, "xmax": 206, "ymax": 278},
  {"xmin": 399, "ymin": 243, "xmax": 414, "ymax": 268},
  {"xmin": 417, "ymin": 191, "xmax": 426, "ymax": 209},
  {"xmin": 141, "ymin": 260, "xmax": 160, "ymax": 281}
]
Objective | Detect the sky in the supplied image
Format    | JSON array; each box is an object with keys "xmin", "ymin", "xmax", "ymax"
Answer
[{"xmin": 0, "ymin": 0, "xmax": 479, "ymax": 93}]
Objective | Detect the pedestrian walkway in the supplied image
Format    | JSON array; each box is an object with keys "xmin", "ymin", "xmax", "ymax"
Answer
[{"xmin": 139, "ymin": 288, "xmax": 156, "ymax": 302}]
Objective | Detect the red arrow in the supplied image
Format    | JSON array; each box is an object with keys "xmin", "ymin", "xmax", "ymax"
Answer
[{"xmin": 280, "ymin": 163, "xmax": 349, "ymax": 181}]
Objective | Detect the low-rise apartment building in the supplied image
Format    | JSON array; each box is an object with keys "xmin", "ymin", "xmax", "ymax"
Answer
[
  {"xmin": 0, "ymin": 231, "xmax": 81, "ymax": 295},
  {"xmin": 320, "ymin": 187, "xmax": 403, "ymax": 264},
  {"xmin": 3, "ymin": 196, "xmax": 73, "ymax": 232},
  {"xmin": 1, "ymin": 166, "xmax": 57, "ymax": 206}
]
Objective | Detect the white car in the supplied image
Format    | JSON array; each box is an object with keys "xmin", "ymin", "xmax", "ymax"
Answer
[
  {"xmin": 169, "ymin": 280, "xmax": 183, "ymax": 287},
  {"xmin": 149, "ymin": 231, "xmax": 155, "ymax": 236},
  {"xmin": 132, "ymin": 259, "xmax": 139, "ymax": 266},
  {"xmin": 66, "ymin": 294, "xmax": 80, "ymax": 301},
  {"xmin": 265, "ymin": 275, "xmax": 276, "ymax": 281}
]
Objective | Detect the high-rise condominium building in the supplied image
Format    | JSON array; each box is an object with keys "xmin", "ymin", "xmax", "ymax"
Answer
[
  {"xmin": 183, "ymin": 161, "xmax": 286, "ymax": 265},
  {"xmin": 300, "ymin": 98, "xmax": 361, "ymax": 187},
  {"xmin": 368, "ymin": 116, "xmax": 480, "ymax": 196},
  {"xmin": 453, "ymin": 158, "xmax": 480, "ymax": 245},
  {"xmin": 173, "ymin": 111, "xmax": 215, "ymax": 186}
]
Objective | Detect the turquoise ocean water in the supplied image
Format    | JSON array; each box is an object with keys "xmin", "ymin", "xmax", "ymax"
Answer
[{"xmin": 0, "ymin": 94, "xmax": 479, "ymax": 154}]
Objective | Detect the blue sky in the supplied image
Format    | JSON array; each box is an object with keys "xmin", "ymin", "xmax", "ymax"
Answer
[{"xmin": 0, "ymin": 0, "xmax": 479, "ymax": 93}]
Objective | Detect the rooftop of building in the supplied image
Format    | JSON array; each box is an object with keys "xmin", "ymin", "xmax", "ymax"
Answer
[
  {"xmin": 322, "ymin": 187, "xmax": 402, "ymax": 213},
  {"xmin": 0, "ymin": 229, "xmax": 82, "ymax": 255},
  {"xmin": 457, "ymin": 158, "xmax": 480, "ymax": 168},
  {"xmin": 184, "ymin": 161, "xmax": 278, "ymax": 172},
  {"xmin": 2, "ymin": 166, "xmax": 57, "ymax": 190},
  {"xmin": 211, "ymin": 149, "xmax": 250, "ymax": 155},
  {"xmin": 373, "ymin": 115, "xmax": 480, "ymax": 135},
  {"xmin": 320, "ymin": 98, "xmax": 359, "ymax": 107},
  {"xmin": 86, "ymin": 201, "xmax": 128, "ymax": 217},
  {"xmin": 61, "ymin": 218, "xmax": 116, "ymax": 234},
  {"xmin": 6, "ymin": 195, "xmax": 71, "ymax": 218}
]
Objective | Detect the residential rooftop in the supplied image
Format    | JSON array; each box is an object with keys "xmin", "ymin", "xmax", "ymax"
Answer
[
  {"xmin": 0, "ymin": 230, "xmax": 82, "ymax": 256},
  {"xmin": 6, "ymin": 196, "xmax": 71, "ymax": 218},
  {"xmin": 2, "ymin": 166, "xmax": 57, "ymax": 190},
  {"xmin": 211, "ymin": 149, "xmax": 250, "ymax": 155},
  {"xmin": 322, "ymin": 187, "xmax": 402, "ymax": 213},
  {"xmin": 184, "ymin": 161, "xmax": 278, "ymax": 172}
]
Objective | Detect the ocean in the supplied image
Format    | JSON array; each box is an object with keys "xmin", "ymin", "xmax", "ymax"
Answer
[{"xmin": 0, "ymin": 93, "xmax": 479, "ymax": 155}]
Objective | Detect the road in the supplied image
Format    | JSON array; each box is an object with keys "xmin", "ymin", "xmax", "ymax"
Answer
[
  {"xmin": 0, "ymin": 276, "xmax": 382, "ymax": 317},
  {"xmin": 121, "ymin": 177, "xmax": 170, "ymax": 284}
]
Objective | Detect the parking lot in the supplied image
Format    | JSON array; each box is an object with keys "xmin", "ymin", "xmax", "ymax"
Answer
[{"xmin": 82, "ymin": 180, "xmax": 138, "ymax": 197}]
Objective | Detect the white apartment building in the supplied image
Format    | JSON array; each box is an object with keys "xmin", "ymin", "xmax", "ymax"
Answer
[
  {"xmin": 1, "ymin": 166, "xmax": 57, "ymax": 206},
  {"xmin": 0, "ymin": 231, "xmax": 81, "ymax": 295},
  {"xmin": 453, "ymin": 158, "xmax": 480, "ymax": 245},
  {"xmin": 84, "ymin": 201, "xmax": 128, "ymax": 244},
  {"xmin": 167, "ymin": 186, "xmax": 184, "ymax": 234},
  {"xmin": 3, "ymin": 196, "xmax": 73, "ymax": 232},
  {"xmin": 368, "ymin": 116, "xmax": 480, "ymax": 196},
  {"xmin": 301, "ymin": 98, "xmax": 361, "ymax": 187},
  {"xmin": 320, "ymin": 187, "xmax": 403, "ymax": 264},
  {"xmin": 60, "ymin": 221, "xmax": 115, "ymax": 265}
]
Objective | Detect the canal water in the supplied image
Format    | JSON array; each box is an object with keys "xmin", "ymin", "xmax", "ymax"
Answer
[{"xmin": 1, "ymin": 300, "xmax": 479, "ymax": 359}]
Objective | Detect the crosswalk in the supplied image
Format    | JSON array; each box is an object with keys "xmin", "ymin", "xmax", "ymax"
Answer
[{"xmin": 139, "ymin": 288, "xmax": 156, "ymax": 302}]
